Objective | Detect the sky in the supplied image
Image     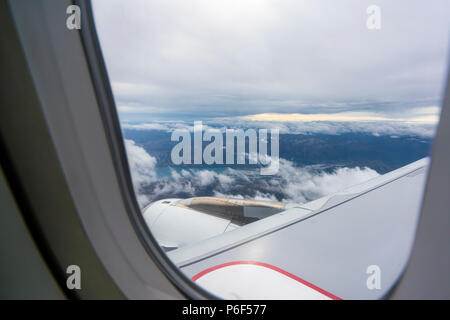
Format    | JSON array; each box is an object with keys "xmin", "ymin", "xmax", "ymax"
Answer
[{"xmin": 92, "ymin": 0, "xmax": 450, "ymax": 123}]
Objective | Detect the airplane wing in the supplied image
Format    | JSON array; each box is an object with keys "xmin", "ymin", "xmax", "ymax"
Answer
[{"xmin": 143, "ymin": 158, "xmax": 429, "ymax": 299}]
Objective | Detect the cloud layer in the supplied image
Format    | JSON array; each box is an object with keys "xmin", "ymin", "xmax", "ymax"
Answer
[
  {"xmin": 122, "ymin": 117, "xmax": 438, "ymax": 138},
  {"xmin": 93, "ymin": 0, "xmax": 449, "ymax": 120},
  {"xmin": 125, "ymin": 138, "xmax": 379, "ymax": 207}
]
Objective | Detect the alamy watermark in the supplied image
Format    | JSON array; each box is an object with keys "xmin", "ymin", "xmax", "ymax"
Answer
[
  {"xmin": 66, "ymin": 265, "xmax": 81, "ymax": 290},
  {"xmin": 366, "ymin": 5, "xmax": 381, "ymax": 30},
  {"xmin": 170, "ymin": 121, "xmax": 279, "ymax": 175},
  {"xmin": 366, "ymin": 264, "xmax": 381, "ymax": 290},
  {"xmin": 66, "ymin": 5, "xmax": 81, "ymax": 30}
]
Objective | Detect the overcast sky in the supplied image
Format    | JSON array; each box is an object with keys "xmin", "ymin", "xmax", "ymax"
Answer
[{"xmin": 92, "ymin": 0, "xmax": 450, "ymax": 122}]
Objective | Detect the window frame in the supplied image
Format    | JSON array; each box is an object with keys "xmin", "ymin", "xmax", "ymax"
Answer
[{"xmin": 75, "ymin": 0, "xmax": 217, "ymax": 299}]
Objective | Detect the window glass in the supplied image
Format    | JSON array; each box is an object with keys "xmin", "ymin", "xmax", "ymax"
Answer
[{"xmin": 92, "ymin": 0, "xmax": 449, "ymax": 299}]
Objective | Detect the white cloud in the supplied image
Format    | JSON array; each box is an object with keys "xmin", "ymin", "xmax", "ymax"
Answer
[
  {"xmin": 411, "ymin": 106, "xmax": 441, "ymax": 115},
  {"xmin": 240, "ymin": 110, "xmax": 441, "ymax": 124},
  {"xmin": 274, "ymin": 159, "xmax": 380, "ymax": 203},
  {"xmin": 122, "ymin": 122, "xmax": 170, "ymax": 131},
  {"xmin": 170, "ymin": 167, "xmax": 182, "ymax": 181},
  {"xmin": 124, "ymin": 139, "xmax": 196, "ymax": 207},
  {"xmin": 152, "ymin": 179, "xmax": 195, "ymax": 199},
  {"xmin": 121, "ymin": 121, "xmax": 431, "ymax": 207},
  {"xmin": 195, "ymin": 170, "xmax": 216, "ymax": 186},
  {"xmin": 124, "ymin": 139, "xmax": 158, "ymax": 206},
  {"xmin": 181, "ymin": 169, "xmax": 192, "ymax": 177},
  {"xmin": 122, "ymin": 118, "xmax": 438, "ymax": 137},
  {"xmin": 195, "ymin": 169, "xmax": 235, "ymax": 187},
  {"xmin": 212, "ymin": 159, "xmax": 380, "ymax": 204},
  {"xmin": 212, "ymin": 191, "xmax": 245, "ymax": 199},
  {"xmin": 125, "ymin": 137, "xmax": 381, "ymax": 207}
]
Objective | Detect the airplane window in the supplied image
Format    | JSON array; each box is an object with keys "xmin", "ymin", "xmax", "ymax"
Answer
[{"xmin": 91, "ymin": 0, "xmax": 449, "ymax": 299}]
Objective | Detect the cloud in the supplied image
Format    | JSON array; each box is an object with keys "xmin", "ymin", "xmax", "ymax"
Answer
[
  {"xmin": 213, "ymin": 190, "xmax": 279, "ymax": 202},
  {"xmin": 195, "ymin": 170, "xmax": 216, "ymax": 186},
  {"xmin": 124, "ymin": 138, "xmax": 236, "ymax": 206},
  {"xmin": 240, "ymin": 109, "xmax": 440, "ymax": 124},
  {"xmin": 192, "ymin": 169, "xmax": 236, "ymax": 187},
  {"xmin": 122, "ymin": 122, "xmax": 171, "ymax": 131},
  {"xmin": 241, "ymin": 112, "xmax": 395, "ymax": 122},
  {"xmin": 274, "ymin": 159, "xmax": 380, "ymax": 203},
  {"xmin": 124, "ymin": 139, "xmax": 380, "ymax": 207},
  {"xmin": 121, "ymin": 121, "xmax": 216, "ymax": 133},
  {"xmin": 411, "ymin": 106, "xmax": 441, "ymax": 115},
  {"xmin": 214, "ymin": 159, "xmax": 379, "ymax": 204},
  {"xmin": 93, "ymin": 0, "xmax": 449, "ymax": 120},
  {"xmin": 122, "ymin": 118, "xmax": 438, "ymax": 137},
  {"xmin": 124, "ymin": 139, "xmax": 158, "ymax": 206}
]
